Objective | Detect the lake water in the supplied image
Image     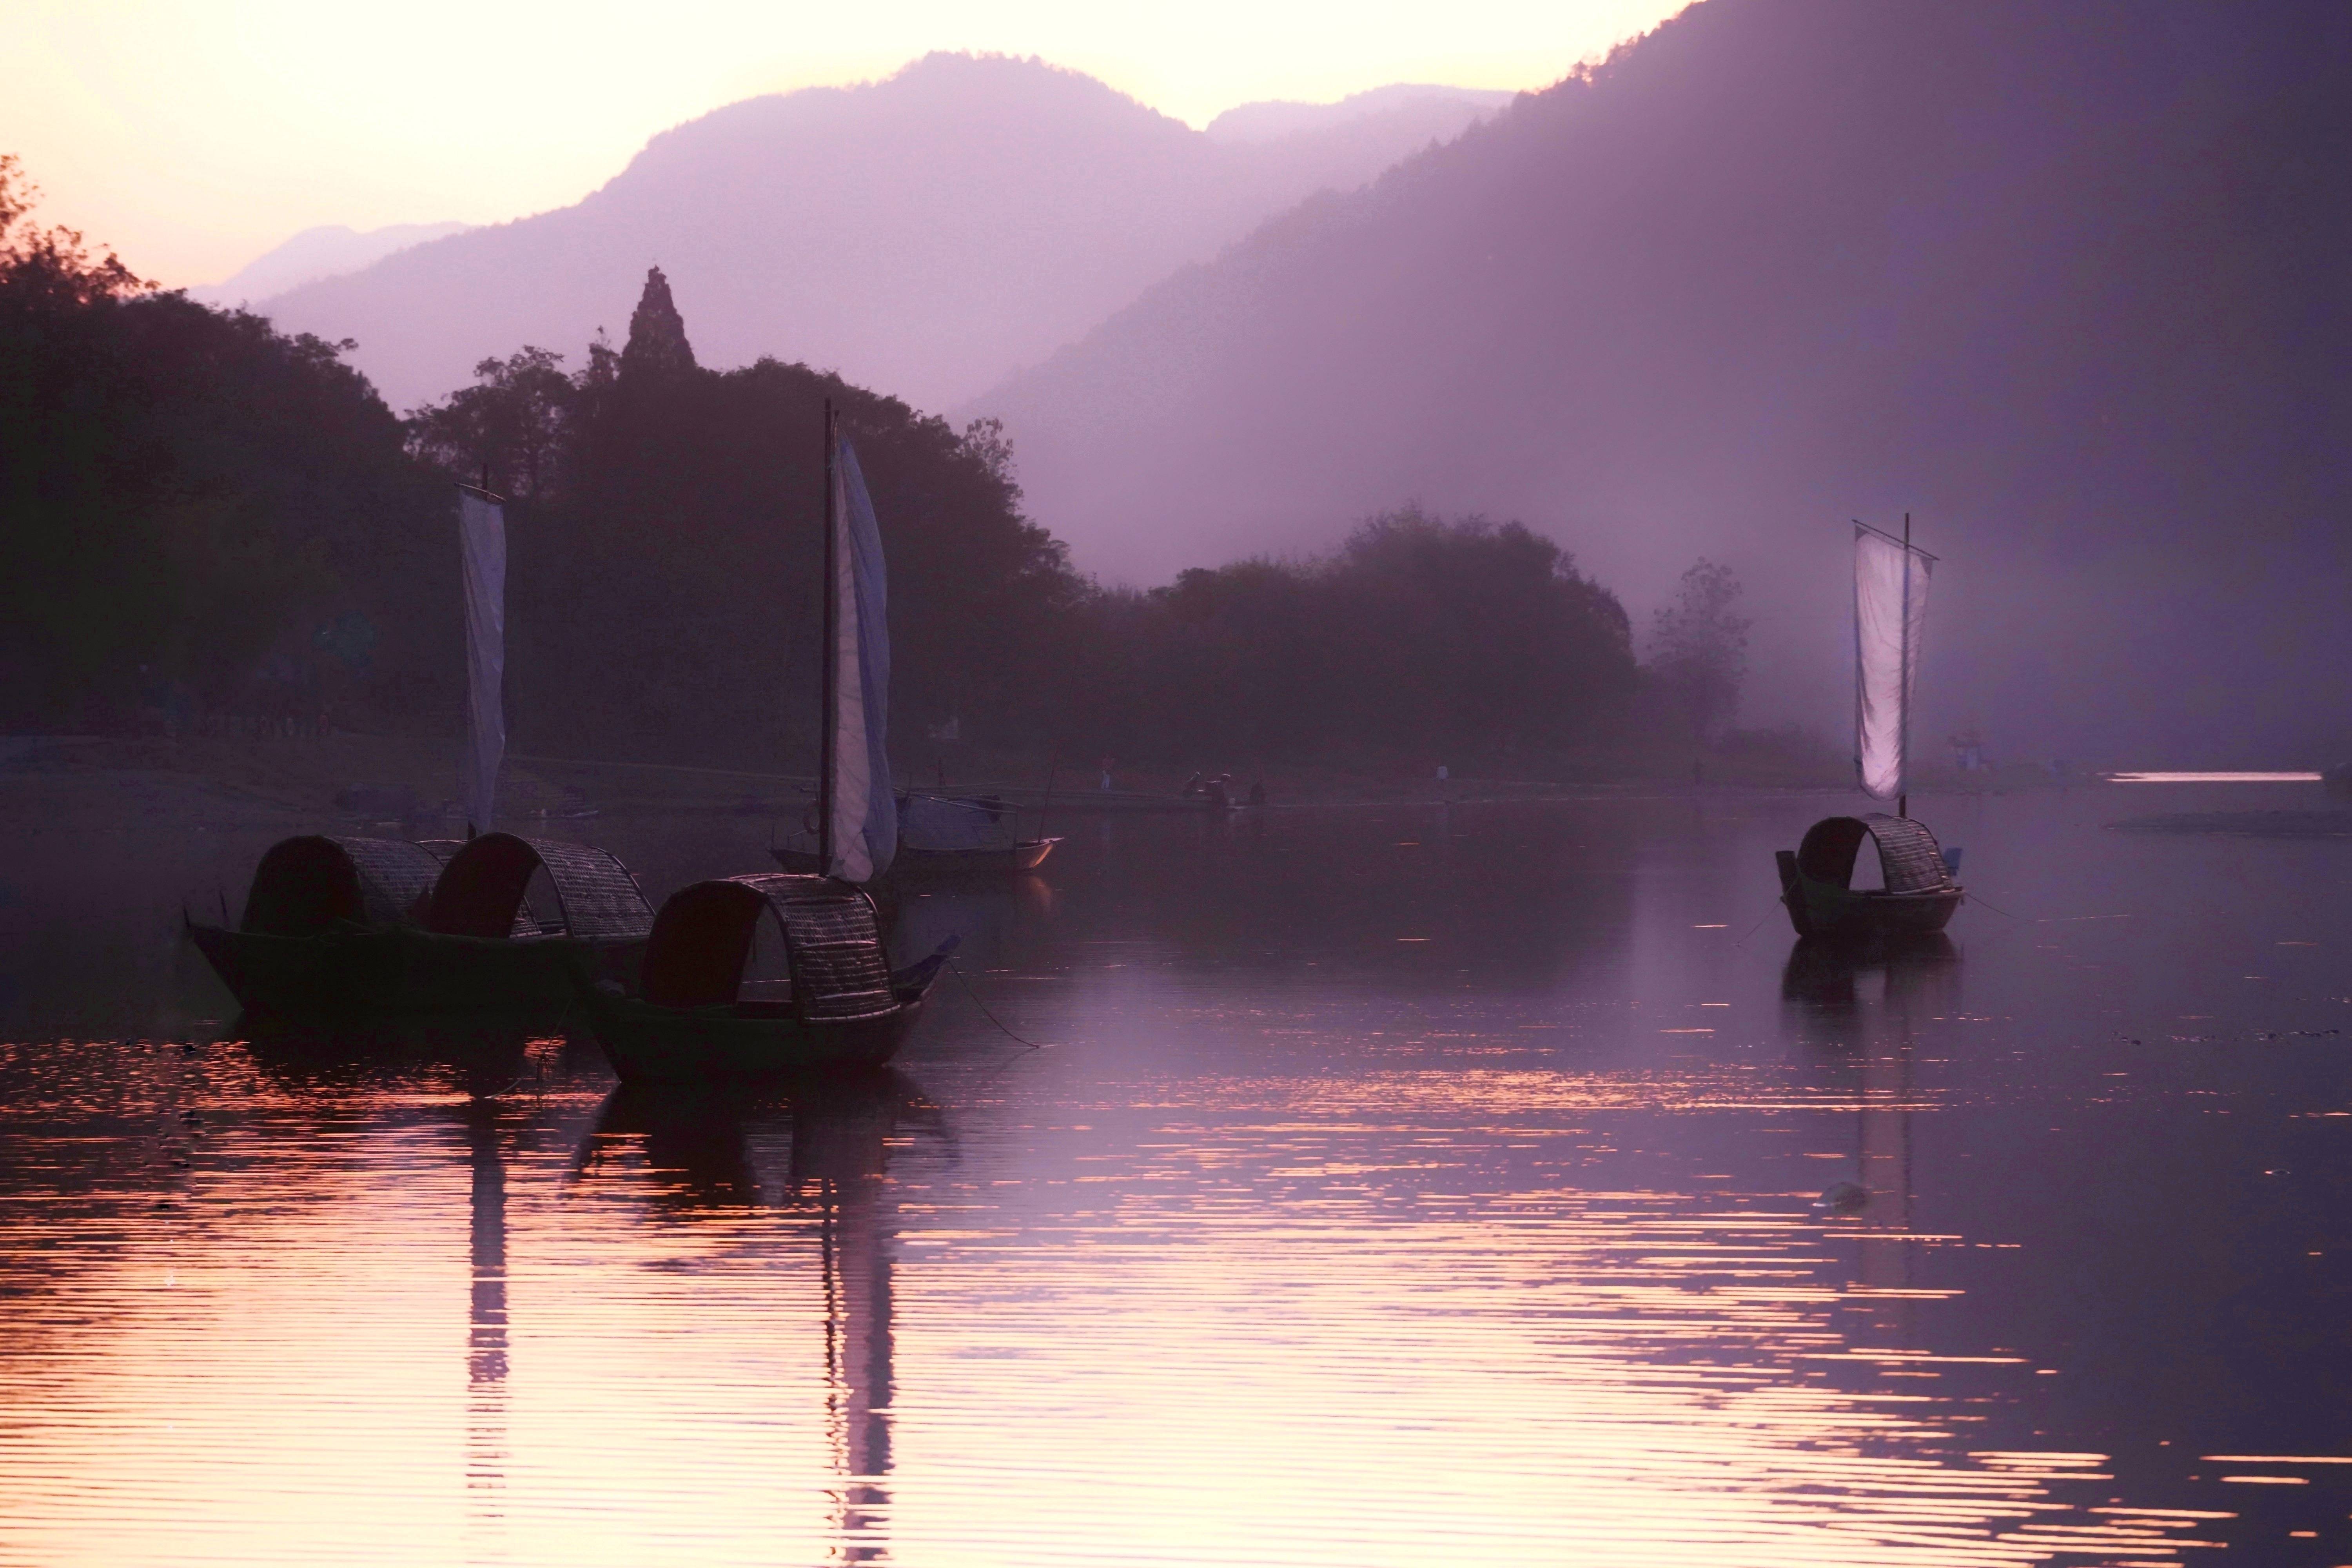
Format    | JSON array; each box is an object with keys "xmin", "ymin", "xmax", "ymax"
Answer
[{"xmin": 3, "ymin": 784, "xmax": 2349, "ymax": 1566}]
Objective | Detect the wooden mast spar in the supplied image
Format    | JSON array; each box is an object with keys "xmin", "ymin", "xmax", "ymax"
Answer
[{"xmin": 819, "ymin": 398, "xmax": 837, "ymax": 875}]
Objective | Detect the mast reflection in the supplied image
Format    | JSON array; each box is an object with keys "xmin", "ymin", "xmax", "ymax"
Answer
[
  {"xmin": 1781, "ymin": 936, "xmax": 1958, "ymax": 1329},
  {"xmin": 799, "ymin": 1081, "xmax": 900, "ymax": 1560},
  {"xmin": 462, "ymin": 1089, "xmax": 511, "ymax": 1552},
  {"xmin": 580, "ymin": 1072, "xmax": 935, "ymax": 1563},
  {"xmin": 249, "ymin": 1022, "xmax": 539, "ymax": 1549}
]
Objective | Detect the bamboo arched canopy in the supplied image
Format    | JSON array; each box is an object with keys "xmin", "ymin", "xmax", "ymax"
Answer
[
  {"xmin": 240, "ymin": 836, "xmax": 448, "ymax": 936},
  {"xmin": 1794, "ymin": 814, "xmax": 1956, "ymax": 894},
  {"xmin": 640, "ymin": 874, "xmax": 895, "ymax": 1022},
  {"xmin": 423, "ymin": 833, "xmax": 653, "ymax": 943}
]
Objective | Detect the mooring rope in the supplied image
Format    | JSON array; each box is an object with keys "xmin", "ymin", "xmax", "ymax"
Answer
[{"xmin": 947, "ymin": 956, "xmax": 1046, "ymax": 1051}]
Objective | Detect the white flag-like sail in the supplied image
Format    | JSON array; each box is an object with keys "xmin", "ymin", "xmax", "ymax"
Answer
[
  {"xmin": 457, "ymin": 487, "xmax": 506, "ymax": 833},
  {"xmin": 826, "ymin": 435, "xmax": 897, "ymax": 883},
  {"xmin": 1853, "ymin": 524, "xmax": 1931, "ymax": 800}
]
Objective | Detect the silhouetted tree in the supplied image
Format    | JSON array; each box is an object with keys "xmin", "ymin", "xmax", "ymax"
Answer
[
  {"xmin": 1647, "ymin": 559, "xmax": 1750, "ymax": 743},
  {"xmin": 0, "ymin": 156, "xmax": 455, "ymax": 731},
  {"xmin": 490, "ymin": 270, "xmax": 1082, "ymax": 769},
  {"xmin": 406, "ymin": 347, "xmax": 573, "ymax": 498},
  {"xmin": 618, "ymin": 266, "xmax": 697, "ymax": 383},
  {"xmin": 4, "ymin": 181, "xmax": 1662, "ymax": 771},
  {"xmin": 1045, "ymin": 508, "xmax": 1635, "ymax": 765}
]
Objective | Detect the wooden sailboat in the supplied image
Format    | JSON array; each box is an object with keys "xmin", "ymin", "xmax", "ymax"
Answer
[
  {"xmin": 585, "ymin": 402, "xmax": 951, "ymax": 1080},
  {"xmin": 187, "ymin": 483, "xmax": 654, "ymax": 1018},
  {"xmin": 583, "ymin": 872, "xmax": 953, "ymax": 1080},
  {"xmin": 883, "ymin": 791, "xmax": 1061, "ymax": 874},
  {"xmin": 1777, "ymin": 516, "xmax": 1965, "ymax": 940}
]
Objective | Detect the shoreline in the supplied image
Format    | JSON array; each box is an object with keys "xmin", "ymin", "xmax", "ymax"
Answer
[{"xmin": 0, "ymin": 731, "xmax": 2232, "ymax": 842}]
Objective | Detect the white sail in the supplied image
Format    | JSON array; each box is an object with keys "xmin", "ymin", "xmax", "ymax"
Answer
[
  {"xmin": 1853, "ymin": 523, "xmax": 1931, "ymax": 800},
  {"xmin": 457, "ymin": 487, "xmax": 506, "ymax": 833},
  {"xmin": 826, "ymin": 434, "xmax": 897, "ymax": 883}
]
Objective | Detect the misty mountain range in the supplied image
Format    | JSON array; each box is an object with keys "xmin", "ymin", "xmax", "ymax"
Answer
[
  {"xmin": 243, "ymin": 6, "xmax": 2350, "ymax": 761},
  {"xmin": 977, "ymin": 0, "xmax": 2352, "ymax": 760},
  {"xmin": 256, "ymin": 57, "xmax": 1510, "ymax": 414},
  {"xmin": 190, "ymin": 221, "xmax": 470, "ymax": 307}
]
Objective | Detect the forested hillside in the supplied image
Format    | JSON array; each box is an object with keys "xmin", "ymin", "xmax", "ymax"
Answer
[
  {"xmin": 5, "ymin": 178, "xmax": 1649, "ymax": 777},
  {"xmin": 978, "ymin": 0, "xmax": 2352, "ymax": 760},
  {"xmin": 414, "ymin": 272, "xmax": 1641, "ymax": 771},
  {"xmin": 0, "ymin": 158, "xmax": 456, "ymax": 735}
]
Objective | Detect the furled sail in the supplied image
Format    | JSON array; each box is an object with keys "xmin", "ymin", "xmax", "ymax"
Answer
[
  {"xmin": 457, "ymin": 486, "xmax": 506, "ymax": 833},
  {"xmin": 826, "ymin": 430, "xmax": 897, "ymax": 883},
  {"xmin": 1853, "ymin": 523, "xmax": 1931, "ymax": 800}
]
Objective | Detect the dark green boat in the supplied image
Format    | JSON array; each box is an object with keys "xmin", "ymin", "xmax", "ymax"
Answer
[
  {"xmin": 583, "ymin": 873, "xmax": 955, "ymax": 1082},
  {"xmin": 1775, "ymin": 814, "xmax": 1964, "ymax": 940},
  {"xmin": 188, "ymin": 831, "xmax": 653, "ymax": 1018}
]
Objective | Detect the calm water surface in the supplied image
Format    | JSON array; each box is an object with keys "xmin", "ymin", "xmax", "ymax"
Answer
[{"xmin": 4, "ymin": 786, "xmax": 2350, "ymax": 1566}]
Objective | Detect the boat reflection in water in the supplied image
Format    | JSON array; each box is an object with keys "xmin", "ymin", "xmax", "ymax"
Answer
[
  {"xmin": 238, "ymin": 1011, "xmax": 543, "ymax": 1092},
  {"xmin": 235, "ymin": 1014, "xmax": 548, "ymax": 1549},
  {"xmin": 1781, "ymin": 935, "xmax": 1958, "ymax": 1334},
  {"xmin": 575, "ymin": 1072, "xmax": 937, "ymax": 1560}
]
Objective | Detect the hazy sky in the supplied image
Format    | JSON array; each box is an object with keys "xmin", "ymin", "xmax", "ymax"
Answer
[{"xmin": 5, "ymin": 0, "xmax": 1686, "ymax": 288}]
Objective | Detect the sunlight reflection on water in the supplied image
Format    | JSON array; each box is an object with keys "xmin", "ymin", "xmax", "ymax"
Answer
[{"xmin": 4, "ymin": 787, "xmax": 2351, "ymax": 1564}]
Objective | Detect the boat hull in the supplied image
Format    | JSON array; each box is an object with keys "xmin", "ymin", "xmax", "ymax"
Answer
[
  {"xmin": 188, "ymin": 922, "xmax": 640, "ymax": 1018},
  {"xmin": 1774, "ymin": 853, "xmax": 1963, "ymax": 940},
  {"xmin": 897, "ymin": 838, "xmax": 1059, "ymax": 875},
  {"xmin": 771, "ymin": 838, "xmax": 1060, "ymax": 878},
  {"xmin": 584, "ymin": 991, "xmax": 930, "ymax": 1082}
]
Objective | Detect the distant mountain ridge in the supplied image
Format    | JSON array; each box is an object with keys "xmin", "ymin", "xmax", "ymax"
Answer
[
  {"xmin": 258, "ymin": 56, "xmax": 1507, "ymax": 412},
  {"xmin": 189, "ymin": 222, "xmax": 468, "ymax": 307},
  {"xmin": 1205, "ymin": 84, "xmax": 1517, "ymax": 144},
  {"xmin": 971, "ymin": 0, "xmax": 2352, "ymax": 759}
]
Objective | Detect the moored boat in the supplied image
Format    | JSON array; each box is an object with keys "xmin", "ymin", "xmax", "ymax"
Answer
[
  {"xmin": 1775, "ymin": 814, "xmax": 1963, "ymax": 939},
  {"xmin": 1777, "ymin": 516, "xmax": 1964, "ymax": 940},
  {"xmin": 185, "ymin": 481, "xmax": 657, "ymax": 1017},
  {"xmin": 584, "ymin": 873, "xmax": 953, "ymax": 1081},
  {"xmin": 775, "ymin": 791, "xmax": 1060, "ymax": 879},
  {"xmin": 902, "ymin": 836, "xmax": 1059, "ymax": 873},
  {"xmin": 595, "ymin": 402, "xmax": 953, "ymax": 1080},
  {"xmin": 189, "ymin": 830, "xmax": 653, "ymax": 1017}
]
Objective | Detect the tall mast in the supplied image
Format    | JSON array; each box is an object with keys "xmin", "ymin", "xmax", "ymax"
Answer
[
  {"xmin": 1898, "ymin": 511, "xmax": 1911, "ymax": 820},
  {"xmin": 819, "ymin": 399, "xmax": 838, "ymax": 873}
]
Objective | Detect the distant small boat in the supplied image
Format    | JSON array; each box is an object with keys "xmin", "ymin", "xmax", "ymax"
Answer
[
  {"xmin": 584, "ymin": 873, "xmax": 953, "ymax": 1081},
  {"xmin": 897, "ymin": 792, "xmax": 1061, "ymax": 873},
  {"xmin": 1178, "ymin": 773, "xmax": 1254, "ymax": 813},
  {"xmin": 775, "ymin": 792, "xmax": 1060, "ymax": 878},
  {"xmin": 1779, "ymin": 516, "xmax": 1964, "ymax": 940},
  {"xmin": 902, "ymin": 836, "xmax": 1059, "ymax": 873},
  {"xmin": 188, "ymin": 831, "xmax": 652, "ymax": 1017}
]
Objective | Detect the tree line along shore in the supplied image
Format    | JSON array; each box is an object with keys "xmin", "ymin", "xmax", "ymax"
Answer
[{"xmin": 7, "ymin": 158, "xmax": 1777, "ymax": 789}]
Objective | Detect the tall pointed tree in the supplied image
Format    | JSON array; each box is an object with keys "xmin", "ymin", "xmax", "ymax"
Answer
[{"xmin": 618, "ymin": 267, "xmax": 697, "ymax": 383}]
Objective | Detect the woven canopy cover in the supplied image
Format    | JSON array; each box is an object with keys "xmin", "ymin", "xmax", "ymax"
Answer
[
  {"xmin": 641, "ymin": 873, "xmax": 897, "ymax": 1021},
  {"xmin": 1794, "ymin": 814, "xmax": 1955, "ymax": 895},
  {"xmin": 241, "ymin": 835, "xmax": 446, "ymax": 935},
  {"xmin": 424, "ymin": 832, "xmax": 653, "ymax": 943}
]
